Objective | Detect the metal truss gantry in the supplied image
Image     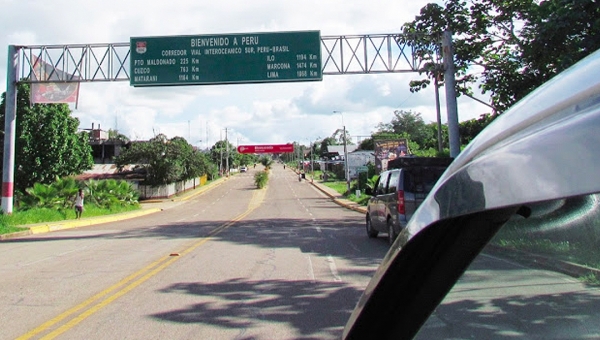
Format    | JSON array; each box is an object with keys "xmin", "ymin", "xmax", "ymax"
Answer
[
  {"xmin": 4, "ymin": 33, "xmax": 456, "ymax": 215},
  {"xmin": 13, "ymin": 34, "xmax": 433, "ymax": 83}
]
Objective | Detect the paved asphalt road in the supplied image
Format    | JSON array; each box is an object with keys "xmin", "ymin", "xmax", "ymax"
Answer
[
  {"xmin": 0, "ymin": 165, "xmax": 389, "ymax": 340},
  {"xmin": 2, "ymin": 165, "xmax": 600, "ymax": 339}
]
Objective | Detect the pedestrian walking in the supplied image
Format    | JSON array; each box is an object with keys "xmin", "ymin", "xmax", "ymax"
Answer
[{"xmin": 74, "ymin": 188, "xmax": 84, "ymax": 219}]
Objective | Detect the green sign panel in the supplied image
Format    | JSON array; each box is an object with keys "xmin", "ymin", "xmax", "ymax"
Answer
[{"xmin": 130, "ymin": 31, "xmax": 322, "ymax": 86}]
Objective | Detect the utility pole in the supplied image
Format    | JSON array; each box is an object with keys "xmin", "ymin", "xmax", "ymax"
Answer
[
  {"xmin": 2, "ymin": 45, "xmax": 17, "ymax": 214},
  {"xmin": 343, "ymin": 126, "xmax": 350, "ymax": 194},
  {"xmin": 443, "ymin": 30, "xmax": 460, "ymax": 158},
  {"xmin": 224, "ymin": 128, "xmax": 228, "ymax": 176},
  {"xmin": 310, "ymin": 139, "xmax": 314, "ymax": 182},
  {"xmin": 434, "ymin": 72, "xmax": 443, "ymax": 153},
  {"xmin": 219, "ymin": 130, "xmax": 223, "ymax": 176},
  {"xmin": 334, "ymin": 111, "xmax": 351, "ymax": 194}
]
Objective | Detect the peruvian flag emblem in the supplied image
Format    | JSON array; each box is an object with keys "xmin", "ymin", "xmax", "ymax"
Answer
[{"xmin": 136, "ymin": 41, "xmax": 147, "ymax": 54}]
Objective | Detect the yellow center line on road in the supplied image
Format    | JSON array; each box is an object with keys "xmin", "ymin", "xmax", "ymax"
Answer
[
  {"xmin": 16, "ymin": 256, "xmax": 173, "ymax": 340},
  {"xmin": 18, "ymin": 187, "xmax": 267, "ymax": 340}
]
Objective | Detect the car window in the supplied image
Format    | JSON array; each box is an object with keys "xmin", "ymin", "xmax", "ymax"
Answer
[
  {"xmin": 404, "ymin": 167, "xmax": 446, "ymax": 194},
  {"xmin": 377, "ymin": 172, "xmax": 389, "ymax": 195},
  {"xmin": 416, "ymin": 192, "xmax": 600, "ymax": 339},
  {"xmin": 387, "ymin": 171, "xmax": 399, "ymax": 193}
]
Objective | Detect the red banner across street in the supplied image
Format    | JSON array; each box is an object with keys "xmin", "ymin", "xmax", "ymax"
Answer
[{"xmin": 237, "ymin": 144, "xmax": 294, "ymax": 154}]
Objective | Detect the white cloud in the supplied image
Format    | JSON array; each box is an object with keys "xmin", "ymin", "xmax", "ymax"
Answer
[{"xmin": 1, "ymin": 0, "xmax": 489, "ymax": 148}]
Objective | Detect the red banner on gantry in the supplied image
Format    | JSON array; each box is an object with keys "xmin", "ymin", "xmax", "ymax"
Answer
[
  {"xmin": 237, "ymin": 144, "xmax": 294, "ymax": 154},
  {"xmin": 30, "ymin": 56, "xmax": 80, "ymax": 105}
]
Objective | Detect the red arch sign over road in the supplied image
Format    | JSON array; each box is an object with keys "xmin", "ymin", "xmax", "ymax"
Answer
[{"xmin": 237, "ymin": 144, "xmax": 294, "ymax": 154}]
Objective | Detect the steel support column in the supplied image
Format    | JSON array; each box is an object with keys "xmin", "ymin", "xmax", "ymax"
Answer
[{"xmin": 2, "ymin": 45, "xmax": 18, "ymax": 213}]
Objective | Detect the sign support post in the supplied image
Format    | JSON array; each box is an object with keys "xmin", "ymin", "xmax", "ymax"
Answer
[{"xmin": 2, "ymin": 45, "xmax": 18, "ymax": 214}]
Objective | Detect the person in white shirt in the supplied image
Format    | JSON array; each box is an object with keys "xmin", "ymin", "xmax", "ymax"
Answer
[{"xmin": 74, "ymin": 188, "xmax": 84, "ymax": 219}]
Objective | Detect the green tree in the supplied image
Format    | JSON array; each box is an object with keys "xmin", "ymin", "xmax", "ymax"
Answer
[
  {"xmin": 115, "ymin": 134, "xmax": 212, "ymax": 185},
  {"xmin": 401, "ymin": 0, "xmax": 600, "ymax": 114},
  {"xmin": 0, "ymin": 83, "xmax": 93, "ymax": 193},
  {"xmin": 236, "ymin": 153, "xmax": 259, "ymax": 167},
  {"xmin": 305, "ymin": 142, "xmax": 319, "ymax": 161},
  {"xmin": 107, "ymin": 129, "xmax": 130, "ymax": 142},
  {"xmin": 422, "ymin": 121, "xmax": 449, "ymax": 151},
  {"xmin": 259, "ymin": 156, "xmax": 274, "ymax": 169},
  {"xmin": 328, "ymin": 128, "xmax": 354, "ymax": 146},
  {"xmin": 459, "ymin": 113, "xmax": 496, "ymax": 145},
  {"xmin": 359, "ymin": 138, "xmax": 374, "ymax": 150},
  {"xmin": 376, "ymin": 110, "xmax": 430, "ymax": 149},
  {"xmin": 524, "ymin": 0, "xmax": 600, "ymax": 79},
  {"xmin": 86, "ymin": 179, "xmax": 139, "ymax": 208},
  {"xmin": 209, "ymin": 140, "xmax": 236, "ymax": 173},
  {"xmin": 168, "ymin": 136, "xmax": 207, "ymax": 180},
  {"xmin": 319, "ymin": 137, "xmax": 337, "ymax": 157}
]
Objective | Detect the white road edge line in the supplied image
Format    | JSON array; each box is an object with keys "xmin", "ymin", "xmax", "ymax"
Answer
[
  {"xmin": 327, "ymin": 255, "xmax": 342, "ymax": 282},
  {"xmin": 307, "ymin": 255, "xmax": 316, "ymax": 283}
]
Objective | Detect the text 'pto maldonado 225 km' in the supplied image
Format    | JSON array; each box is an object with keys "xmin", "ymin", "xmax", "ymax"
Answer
[{"xmin": 130, "ymin": 31, "xmax": 322, "ymax": 87}]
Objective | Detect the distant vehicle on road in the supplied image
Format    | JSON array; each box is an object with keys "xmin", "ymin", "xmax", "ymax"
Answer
[
  {"xmin": 365, "ymin": 157, "xmax": 451, "ymax": 244},
  {"xmin": 240, "ymin": 166, "xmax": 248, "ymax": 173}
]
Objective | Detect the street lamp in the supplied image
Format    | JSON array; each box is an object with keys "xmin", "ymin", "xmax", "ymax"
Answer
[{"xmin": 334, "ymin": 111, "xmax": 351, "ymax": 194}]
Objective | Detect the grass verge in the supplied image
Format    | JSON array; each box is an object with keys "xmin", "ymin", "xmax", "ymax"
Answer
[
  {"xmin": 321, "ymin": 180, "xmax": 370, "ymax": 206},
  {"xmin": 0, "ymin": 204, "xmax": 141, "ymax": 235}
]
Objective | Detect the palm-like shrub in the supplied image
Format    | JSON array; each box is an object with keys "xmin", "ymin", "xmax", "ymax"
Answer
[
  {"xmin": 86, "ymin": 179, "xmax": 139, "ymax": 209},
  {"xmin": 254, "ymin": 171, "xmax": 269, "ymax": 189},
  {"xmin": 19, "ymin": 177, "xmax": 139, "ymax": 211},
  {"xmin": 51, "ymin": 177, "xmax": 80, "ymax": 208},
  {"xmin": 366, "ymin": 175, "xmax": 380, "ymax": 194},
  {"xmin": 20, "ymin": 177, "xmax": 79, "ymax": 210},
  {"xmin": 21, "ymin": 182, "xmax": 61, "ymax": 209},
  {"xmin": 259, "ymin": 156, "xmax": 273, "ymax": 170}
]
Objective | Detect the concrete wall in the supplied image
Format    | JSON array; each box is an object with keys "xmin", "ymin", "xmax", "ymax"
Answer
[{"xmin": 136, "ymin": 175, "xmax": 208, "ymax": 199}]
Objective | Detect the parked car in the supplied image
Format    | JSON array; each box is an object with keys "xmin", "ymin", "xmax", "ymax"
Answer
[
  {"xmin": 344, "ymin": 49, "xmax": 600, "ymax": 339},
  {"xmin": 365, "ymin": 157, "xmax": 452, "ymax": 244},
  {"xmin": 240, "ymin": 166, "xmax": 248, "ymax": 173}
]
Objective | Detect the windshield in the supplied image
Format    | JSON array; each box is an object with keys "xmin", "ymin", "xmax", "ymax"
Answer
[{"xmin": 416, "ymin": 193, "xmax": 600, "ymax": 338}]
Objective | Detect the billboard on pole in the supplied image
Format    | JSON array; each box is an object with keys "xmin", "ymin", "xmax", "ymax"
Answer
[
  {"xmin": 30, "ymin": 56, "xmax": 80, "ymax": 105},
  {"xmin": 374, "ymin": 139, "xmax": 408, "ymax": 173}
]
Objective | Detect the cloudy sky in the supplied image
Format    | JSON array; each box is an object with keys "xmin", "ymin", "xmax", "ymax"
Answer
[{"xmin": 1, "ymin": 0, "xmax": 490, "ymax": 149}]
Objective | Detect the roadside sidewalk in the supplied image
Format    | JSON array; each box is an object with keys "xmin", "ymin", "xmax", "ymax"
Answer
[
  {"xmin": 0, "ymin": 176, "xmax": 229, "ymax": 240},
  {"xmin": 305, "ymin": 177, "xmax": 367, "ymax": 214}
]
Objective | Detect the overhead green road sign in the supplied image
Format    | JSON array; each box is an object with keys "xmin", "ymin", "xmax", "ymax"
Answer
[{"xmin": 130, "ymin": 31, "xmax": 322, "ymax": 87}]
